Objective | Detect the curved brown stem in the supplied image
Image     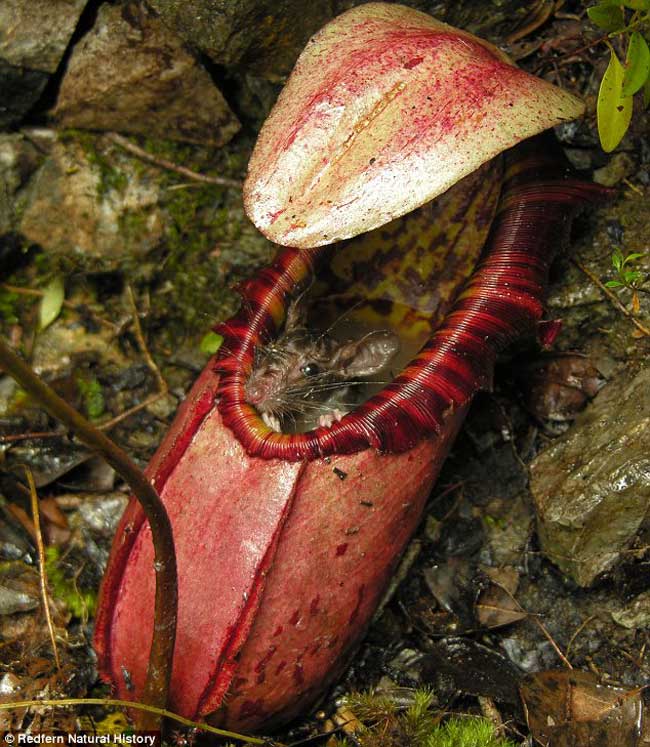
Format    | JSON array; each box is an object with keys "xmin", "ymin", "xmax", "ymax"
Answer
[{"xmin": 0, "ymin": 336, "xmax": 177, "ymax": 729}]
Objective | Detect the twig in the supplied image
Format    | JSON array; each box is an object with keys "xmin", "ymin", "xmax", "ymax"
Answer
[
  {"xmin": 533, "ymin": 616, "xmax": 573, "ymax": 670},
  {"xmin": 97, "ymin": 391, "xmax": 168, "ymax": 431},
  {"xmin": 622, "ymin": 178, "xmax": 644, "ymax": 196},
  {"xmin": 92, "ymin": 286, "xmax": 171, "ymax": 431},
  {"xmin": 572, "ymin": 259, "xmax": 650, "ymax": 337},
  {"xmin": 0, "ymin": 698, "xmax": 275, "ymax": 746},
  {"xmin": 0, "ymin": 430, "xmax": 68, "ymax": 443},
  {"xmin": 566, "ymin": 614, "xmax": 597, "ymax": 660},
  {"xmin": 24, "ymin": 466, "xmax": 62, "ymax": 671},
  {"xmin": 106, "ymin": 132, "xmax": 242, "ymax": 190},
  {"xmin": 126, "ymin": 285, "xmax": 167, "ymax": 395},
  {"xmin": 0, "ymin": 337, "xmax": 177, "ymax": 730}
]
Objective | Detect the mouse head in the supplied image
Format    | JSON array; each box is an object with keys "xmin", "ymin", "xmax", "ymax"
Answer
[{"xmin": 244, "ymin": 323, "xmax": 400, "ymax": 418}]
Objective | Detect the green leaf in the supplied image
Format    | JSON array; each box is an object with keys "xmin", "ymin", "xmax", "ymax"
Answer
[
  {"xmin": 605, "ymin": 280, "xmax": 623, "ymax": 287},
  {"xmin": 623, "ymin": 269, "xmax": 643, "ymax": 282},
  {"xmin": 612, "ymin": 247, "xmax": 624, "ymax": 270},
  {"xmin": 644, "ymin": 75, "xmax": 650, "ymax": 108},
  {"xmin": 621, "ymin": 0, "xmax": 650, "ymax": 9},
  {"xmin": 622, "ymin": 252, "xmax": 646, "ymax": 264},
  {"xmin": 199, "ymin": 331, "xmax": 223, "ymax": 355},
  {"xmin": 39, "ymin": 275, "xmax": 65, "ymax": 330},
  {"xmin": 597, "ymin": 49, "xmax": 634, "ymax": 152},
  {"xmin": 587, "ymin": 4, "xmax": 626, "ymax": 30},
  {"xmin": 623, "ymin": 32, "xmax": 650, "ymax": 96}
]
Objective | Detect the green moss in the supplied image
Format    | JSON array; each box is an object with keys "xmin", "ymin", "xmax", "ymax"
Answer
[
  {"xmin": 68, "ymin": 130, "xmax": 129, "ymax": 198},
  {"xmin": 427, "ymin": 719, "xmax": 517, "ymax": 747},
  {"xmin": 118, "ymin": 209, "xmax": 150, "ymax": 241},
  {"xmin": 75, "ymin": 372, "xmax": 105, "ymax": 419},
  {"xmin": 0, "ymin": 288, "xmax": 20, "ymax": 323},
  {"xmin": 334, "ymin": 690, "xmax": 518, "ymax": 747},
  {"xmin": 45, "ymin": 546, "xmax": 97, "ymax": 619}
]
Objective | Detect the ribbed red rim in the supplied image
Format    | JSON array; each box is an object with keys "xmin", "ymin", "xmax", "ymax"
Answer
[{"xmin": 215, "ymin": 137, "xmax": 610, "ymax": 461}]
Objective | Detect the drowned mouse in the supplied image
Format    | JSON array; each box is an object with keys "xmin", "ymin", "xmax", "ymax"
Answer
[{"xmin": 244, "ymin": 298, "xmax": 400, "ymax": 432}]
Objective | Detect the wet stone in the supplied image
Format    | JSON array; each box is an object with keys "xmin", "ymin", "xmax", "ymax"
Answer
[
  {"xmin": 73, "ymin": 493, "xmax": 129, "ymax": 571},
  {"xmin": 0, "ymin": 133, "xmax": 43, "ymax": 235},
  {"xmin": 54, "ymin": 3, "xmax": 240, "ymax": 146},
  {"xmin": 147, "ymin": 0, "xmax": 335, "ymax": 80},
  {"xmin": 19, "ymin": 136, "xmax": 166, "ymax": 262},
  {"xmin": 0, "ymin": 0, "xmax": 87, "ymax": 128},
  {"xmin": 611, "ymin": 590, "xmax": 650, "ymax": 630},
  {"xmin": 531, "ymin": 366, "xmax": 650, "ymax": 587},
  {"xmin": 0, "ymin": 585, "xmax": 39, "ymax": 616}
]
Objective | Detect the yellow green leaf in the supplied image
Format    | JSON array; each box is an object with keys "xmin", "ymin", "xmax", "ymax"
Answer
[
  {"xmin": 199, "ymin": 331, "xmax": 223, "ymax": 355},
  {"xmin": 39, "ymin": 275, "xmax": 65, "ymax": 330},
  {"xmin": 597, "ymin": 49, "xmax": 633, "ymax": 152},
  {"xmin": 623, "ymin": 32, "xmax": 650, "ymax": 96},
  {"xmin": 587, "ymin": 4, "xmax": 625, "ymax": 30},
  {"xmin": 621, "ymin": 0, "xmax": 650, "ymax": 9}
]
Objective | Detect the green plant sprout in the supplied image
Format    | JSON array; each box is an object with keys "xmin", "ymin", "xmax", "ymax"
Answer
[
  {"xmin": 588, "ymin": 0, "xmax": 650, "ymax": 151},
  {"xmin": 606, "ymin": 247, "xmax": 649, "ymax": 312}
]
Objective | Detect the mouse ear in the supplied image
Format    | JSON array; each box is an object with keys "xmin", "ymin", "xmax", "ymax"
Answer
[
  {"xmin": 284, "ymin": 298, "xmax": 304, "ymax": 331},
  {"xmin": 335, "ymin": 331, "xmax": 400, "ymax": 378}
]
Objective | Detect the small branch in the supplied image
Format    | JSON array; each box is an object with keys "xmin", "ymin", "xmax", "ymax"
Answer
[
  {"xmin": 106, "ymin": 133, "xmax": 242, "ymax": 190},
  {"xmin": 533, "ymin": 616, "xmax": 573, "ymax": 670},
  {"xmin": 0, "ymin": 430, "xmax": 68, "ymax": 443},
  {"xmin": 572, "ymin": 259, "xmax": 650, "ymax": 338},
  {"xmin": 126, "ymin": 285, "xmax": 167, "ymax": 395},
  {"xmin": 25, "ymin": 466, "xmax": 61, "ymax": 671},
  {"xmin": 92, "ymin": 286, "xmax": 171, "ymax": 431},
  {"xmin": 0, "ymin": 698, "xmax": 276, "ymax": 746},
  {"xmin": 97, "ymin": 391, "xmax": 168, "ymax": 431},
  {"xmin": 0, "ymin": 336, "xmax": 177, "ymax": 730},
  {"xmin": 566, "ymin": 614, "xmax": 597, "ymax": 660}
]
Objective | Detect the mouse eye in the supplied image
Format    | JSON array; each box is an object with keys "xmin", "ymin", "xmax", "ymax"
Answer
[{"xmin": 301, "ymin": 362, "xmax": 321, "ymax": 377}]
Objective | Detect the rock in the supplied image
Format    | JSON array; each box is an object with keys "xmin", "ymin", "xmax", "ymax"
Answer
[
  {"xmin": 0, "ymin": 563, "xmax": 40, "ymax": 616},
  {"xmin": 147, "ymin": 0, "xmax": 335, "ymax": 80},
  {"xmin": 73, "ymin": 493, "xmax": 129, "ymax": 571},
  {"xmin": 0, "ymin": 63, "xmax": 49, "ymax": 131},
  {"xmin": 54, "ymin": 3, "xmax": 240, "ymax": 146},
  {"xmin": 0, "ymin": 133, "xmax": 43, "ymax": 235},
  {"xmin": 611, "ymin": 591, "xmax": 650, "ymax": 629},
  {"xmin": 0, "ymin": 585, "xmax": 39, "ymax": 616},
  {"xmin": 19, "ymin": 135, "xmax": 166, "ymax": 262},
  {"xmin": 593, "ymin": 153, "xmax": 637, "ymax": 187},
  {"xmin": 0, "ymin": 0, "xmax": 87, "ymax": 128},
  {"xmin": 531, "ymin": 367, "xmax": 650, "ymax": 587}
]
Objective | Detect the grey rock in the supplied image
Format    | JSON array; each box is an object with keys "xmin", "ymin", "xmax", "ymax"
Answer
[
  {"xmin": 0, "ymin": 62, "xmax": 48, "ymax": 130},
  {"xmin": 147, "ymin": 0, "xmax": 335, "ymax": 80},
  {"xmin": 531, "ymin": 367, "xmax": 650, "ymax": 587},
  {"xmin": 593, "ymin": 153, "xmax": 636, "ymax": 187},
  {"xmin": 74, "ymin": 493, "xmax": 128, "ymax": 571},
  {"xmin": 0, "ymin": 585, "xmax": 39, "ymax": 615},
  {"xmin": 0, "ymin": 133, "xmax": 43, "ymax": 234},
  {"xmin": 611, "ymin": 591, "xmax": 650, "ymax": 630},
  {"xmin": 0, "ymin": 0, "xmax": 87, "ymax": 128},
  {"xmin": 19, "ymin": 135, "xmax": 166, "ymax": 261},
  {"xmin": 54, "ymin": 3, "xmax": 240, "ymax": 146},
  {"xmin": 0, "ymin": 0, "xmax": 86, "ymax": 72}
]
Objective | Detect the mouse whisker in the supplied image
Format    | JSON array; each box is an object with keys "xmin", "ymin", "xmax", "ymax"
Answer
[{"xmin": 312, "ymin": 299, "xmax": 366, "ymax": 344}]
